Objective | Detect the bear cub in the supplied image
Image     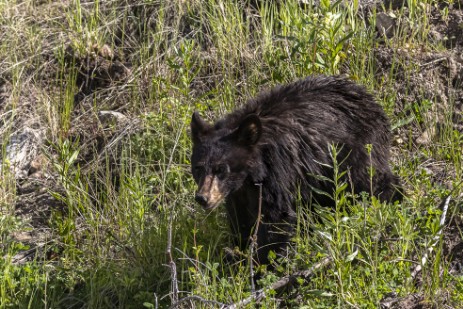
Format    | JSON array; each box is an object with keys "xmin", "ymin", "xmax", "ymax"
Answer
[{"xmin": 191, "ymin": 75, "xmax": 401, "ymax": 265}]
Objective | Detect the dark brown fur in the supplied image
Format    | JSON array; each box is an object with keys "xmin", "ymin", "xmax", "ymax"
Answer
[{"xmin": 191, "ymin": 75, "xmax": 401, "ymax": 264}]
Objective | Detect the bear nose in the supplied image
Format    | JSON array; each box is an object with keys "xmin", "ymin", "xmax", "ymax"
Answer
[{"xmin": 195, "ymin": 193, "xmax": 209, "ymax": 207}]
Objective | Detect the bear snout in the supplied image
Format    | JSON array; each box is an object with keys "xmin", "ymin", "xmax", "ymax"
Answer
[
  {"xmin": 194, "ymin": 175, "xmax": 226, "ymax": 210},
  {"xmin": 195, "ymin": 193, "xmax": 209, "ymax": 207}
]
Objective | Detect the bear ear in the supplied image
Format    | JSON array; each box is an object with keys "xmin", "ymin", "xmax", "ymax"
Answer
[
  {"xmin": 191, "ymin": 112, "xmax": 211, "ymax": 144},
  {"xmin": 235, "ymin": 114, "xmax": 262, "ymax": 145}
]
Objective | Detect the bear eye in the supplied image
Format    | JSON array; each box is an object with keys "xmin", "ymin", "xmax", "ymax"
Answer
[
  {"xmin": 214, "ymin": 164, "xmax": 230, "ymax": 178},
  {"xmin": 193, "ymin": 165, "xmax": 205, "ymax": 175}
]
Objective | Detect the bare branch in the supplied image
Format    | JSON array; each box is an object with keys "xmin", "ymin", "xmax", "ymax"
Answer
[
  {"xmin": 411, "ymin": 195, "xmax": 451, "ymax": 279},
  {"xmin": 166, "ymin": 205, "xmax": 179, "ymax": 305},
  {"xmin": 167, "ymin": 257, "xmax": 332, "ymax": 309},
  {"xmin": 226, "ymin": 256, "xmax": 332, "ymax": 309},
  {"xmin": 249, "ymin": 182, "xmax": 263, "ymax": 293}
]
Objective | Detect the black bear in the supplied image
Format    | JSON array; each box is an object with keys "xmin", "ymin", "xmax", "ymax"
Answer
[{"xmin": 190, "ymin": 75, "xmax": 401, "ymax": 265}]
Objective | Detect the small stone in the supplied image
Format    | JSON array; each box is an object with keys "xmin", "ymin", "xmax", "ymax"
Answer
[
  {"xmin": 0, "ymin": 128, "xmax": 43, "ymax": 179},
  {"xmin": 98, "ymin": 111, "xmax": 128, "ymax": 129},
  {"xmin": 416, "ymin": 129, "xmax": 432, "ymax": 145},
  {"xmin": 376, "ymin": 12, "xmax": 396, "ymax": 38},
  {"xmin": 99, "ymin": 44, "xmax": 114, "ymax": 59},
  {"xmin": 394, "ymin": 137, "xmax": 404, "ymax": 145}
]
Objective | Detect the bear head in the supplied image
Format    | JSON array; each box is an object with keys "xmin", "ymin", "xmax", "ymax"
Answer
[{"xmin": 190, "ymin": 111, "xmax": 262, "ymax": 210}]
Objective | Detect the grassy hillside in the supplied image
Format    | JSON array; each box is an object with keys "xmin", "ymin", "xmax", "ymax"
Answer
[{"xmin": 1, "ymin": 0, "xmax": 462, "ymax": 308}]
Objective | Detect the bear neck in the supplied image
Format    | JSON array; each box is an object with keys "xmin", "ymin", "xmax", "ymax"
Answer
[{"xmin": 226, "ymin": 176, "xmax": 289, "ymax": 222}]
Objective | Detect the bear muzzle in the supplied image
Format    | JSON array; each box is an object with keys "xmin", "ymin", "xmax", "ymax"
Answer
[
  {"xmin": 195, "ymin": 175, "xmax": 225, "ymax": 210},
  {"xmin": 194, "ymin": 193, "xmax": 209, "ymax": 207}
]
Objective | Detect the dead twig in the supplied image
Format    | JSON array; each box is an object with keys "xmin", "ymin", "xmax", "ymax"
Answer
[
  {"xmin": 410, "ymin": 179, "xmax": 463, "ymax": 279},
  {"xmin": 226, "ymin": 256, "xmax": 333, "ymax": 309},
  {"xmin": 249, "ymin": 182, "xmax": 263, "ymax": 293},
  {"xmin": 166, "ymin": 205, "xmax": 179, "ymax": 305},
  {"xmin": 169, "ymin": 257, "xmax": 332, "ymax": 308},
  {"xmin": 419, "ymin": 57, "xmax": 447, "ymax": 68},
  {"xmin": 153, "ymin": 293, "xmax": 158, "ymax": 309},
  {"xmin": 411, "ymin": 195, "xmax": 451, "ymax": 279}
]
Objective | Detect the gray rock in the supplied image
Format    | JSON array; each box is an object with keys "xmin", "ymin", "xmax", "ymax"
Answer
[
  {"xmin": 1, "ymin": 128, "xmax": 43, "ymax": 179},
  {"xmin": 376, "ymin": 12, "xmax": 396, "ymax": 38}
]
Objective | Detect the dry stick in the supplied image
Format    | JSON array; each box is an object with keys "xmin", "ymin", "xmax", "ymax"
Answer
[
  {"xmin": 410, "ymin": 195, "xmax": 451, "ymax": 279},
  {"xmin": 169, "ymin": 257, "xmax": 332, "ymax": 309},
  {"xmin": 166, "ymin": 207, "xmax": 179, "ymax": 305},
  {"xmin": 163, "ymin": 123, "xmax": 184, "ymax": 306},
  {"xmin": 410, "ymin": 179, "xmax": 463, "ymax": 279},
  {"xmin": 153, "ymin": 293, "xmax": 159, "ymax": 309},
  {"xmin": 419, "ymin": 57, "xmax": 447, "ymax": 68},
  {"xmin": 225, "ymin": 256, "xmax": 333, "ymax": 309},
  {"xmin": 249, "ymin": 182, "xmax": 263, "ymax": 293}
]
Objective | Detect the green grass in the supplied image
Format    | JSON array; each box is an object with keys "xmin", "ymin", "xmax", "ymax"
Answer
[{"xmin": 0, "ymin": 0, "xmax": 462, "ymax": 308}]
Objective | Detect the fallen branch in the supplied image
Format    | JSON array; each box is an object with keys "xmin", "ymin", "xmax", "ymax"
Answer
[
  {"xmin": 419, "ymin": 57, "xmax": 447, "ymax": 68},
  {"xmin": 226, "ymin": 256, "xmax": 333, "ymax": 309},
  {"xmin": 249, "ymin": 182, "xmax": 263, "ymax": 293},
  {"xmin": 168, "ymin": 256, "xmax": 332, "ymax": 308}
]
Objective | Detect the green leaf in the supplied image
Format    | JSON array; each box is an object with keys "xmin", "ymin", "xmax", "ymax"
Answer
[{"xmin": 345, "ymin": 248, "xmax": 358, "ymax": 262}]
